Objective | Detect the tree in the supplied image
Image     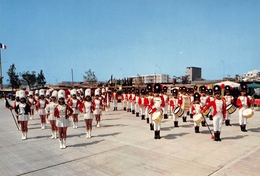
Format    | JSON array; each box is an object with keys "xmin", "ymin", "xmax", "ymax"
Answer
[
  {"xmin": 83, "ymin": 69, "xmax": 97, "ymax": 86},
  {"xmin": 7, "ymin": 64, "xmax": 21, "ymax": 90},
  {"xmin": 36, "ymin": 70, "xmax": 46, "ymax": 87},
  {"xmin": 20, "ymin": 71, "xmax": 37, "ymax": 89}
]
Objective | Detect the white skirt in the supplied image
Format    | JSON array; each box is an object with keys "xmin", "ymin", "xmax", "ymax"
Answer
[
  {"xmin": 93, "ymin": 109, "xmax": 101, "ymax": 115},
  {"xmin": 56, "ymin": 116, "xmax": 70, "ymax": 127},
  {"xmin": 38, "ymin": 108, "xmax": 46, "ymax": 115},
  {"xmin": 84, "ymin": 113, "xmax": 94, "ymax": 119},
  {"xmin": 18, "ymin": 114, "xmax": 29, "ymax": 121},
  {"xmin": 72, "ymin": 108, "xmax": 80, "ymax": 115},
  {"xmin": 48, "ymin": 114, "xmax": 56, "ymax": 121}
]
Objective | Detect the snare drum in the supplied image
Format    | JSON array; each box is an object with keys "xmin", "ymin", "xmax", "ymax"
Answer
[
  {"xmin": 193, "ymin": 113, "xmax": 204, "ymax": 124},
  {"xmin": 242, "ymin": 108, "xmax": 254, "ymax": 118},
  {"xmin": 202, "ymin": 108, "xmax": 211, "ymax": 116},
  {"xmin": 174, "ymin": 107, "xmax": 184, "ymax": 117},
  {"xmin": 152, "ymin": 109, "xmax": 163, "ymax": 123},
  {"xmin": 226, "ymin": 104, "xmax": 237, "ymax": 114}
]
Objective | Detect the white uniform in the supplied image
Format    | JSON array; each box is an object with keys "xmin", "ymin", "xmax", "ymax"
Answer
[
  {"xmin": 83, "ymin": 101, "xmax": 94, "ymax": 119},
  {"xmin": 46, "ymin": 101, "xmax": 57, "ymax": 121},
  {"xmin": 56, "ymin": 105, "xmax": 70, "ymax": 127}
]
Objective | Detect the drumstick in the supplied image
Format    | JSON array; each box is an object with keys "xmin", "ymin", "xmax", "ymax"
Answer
[{"xmin": 203, "ymin": 116, "xmax": 214, "ymax": 139}]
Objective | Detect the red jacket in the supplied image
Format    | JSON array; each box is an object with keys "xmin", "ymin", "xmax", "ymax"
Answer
[
  {"xmin": 236, "ymin": 96, "xmax": 252, "ymax": 109},
  {"xmin": 203, "ymin": 98, "xmax": 226, "ymax": 118},
  {"xmin": 54, "ymin": 104, "xmax": 73, "ymax": 118}
]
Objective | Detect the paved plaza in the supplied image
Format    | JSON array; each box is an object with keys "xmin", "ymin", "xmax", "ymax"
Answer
[{"xmin": 0, "ymin": 99, "xmax": 260, "ymax": 176}]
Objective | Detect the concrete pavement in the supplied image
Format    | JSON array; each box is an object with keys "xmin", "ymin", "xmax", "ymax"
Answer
[{"xmin": 0, "ymin": 99, "xmax": 260, "ymax": 176}]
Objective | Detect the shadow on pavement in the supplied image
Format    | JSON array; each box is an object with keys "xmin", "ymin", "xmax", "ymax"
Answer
[
  {"xmin": 70, "ymin": 139, "xmax": 105, "ymax": 148},
  {"xmin": 221, "ymin": 135, "xmax": 248, "ymax": 140},
  {"xmin": 248, "ymin": 127, "xmax": 260, "ymax": 132},
  {"xmin": 163, "ymin": 132, "xmax": 189, "ymax": 140},
  {"xmin": 95, "ymin": 132, "xmax": 121, "ymax": 138}
]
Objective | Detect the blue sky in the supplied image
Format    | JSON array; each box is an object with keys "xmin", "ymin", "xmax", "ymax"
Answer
[{"xmin": 0, "ymin": 0, "xmax": 259, "ymax": 84}]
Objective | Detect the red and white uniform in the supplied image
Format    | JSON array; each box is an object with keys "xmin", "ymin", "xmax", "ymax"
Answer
[
  {"xmin": 224, "ymin": 95, "xmax": 234, "ymax": 120},
  {"xmin": 203, "ymin": 98, "xmax": 226, "ymax": 131},
  {"xmin": 46, "ymin": 101, "xmax": 58, "ymax": 121},
  {"xmin": 92, "ymin": 97, "xmax": 103, "ymax": 115},
  {"xmin": 169, "ymin": 97, "xmax": 180, "ymax": 121},
  {"xmin": 37, "ymin": 99, "xmax": 48, "ymax": 115},
  {"xmin": 54, "ymin": 104, "xmax": 73, "ymax": 127},
  {"xmin": 121, "ymin": 92, "xmax": 127, "ymax": 109},
  {"xmin": 67, "ymin": 98, "xmax": 81, "ymax": 115},
  {"xmin": 80, "ymin": 101, "xmax": 94, "ymax": 119},
  {"xmin": 139, "ymin": 95, "xmax": 148, "ymax": 116},
  {"xmin": 130, "ymin": 93, "xmax": 136, "ymax": 111},
  {"xmin": 149, "ymin": 96, "xmax": 165, "ymax": 130},
  {"xmin": 236, "ymin": 96, "xmax": 252, "ymax": 125},
  {"xmin": 191, "ymin": 103, "xmax": 203, "ymax": 127},
  {"xmin": 111, "ymin": 92, "xmax": 118, "ymax": 108},
  {"xmin": 162, "ymin": 93, "xmax": 169, "ymax": 115}
]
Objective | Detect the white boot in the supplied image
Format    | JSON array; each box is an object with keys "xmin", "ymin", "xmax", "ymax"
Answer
[
  {"xmin": 25, "ymin": 132, "xmax": 27, "ymax": 139},
  {"xmin": 21, "ymin": 132, "xmax": 25, "ymax": 140},
  {"xmin": 89, "ymin": 130, "xmax": 92, "ymax": 138},
  {"xmin": 62, "ymin": 139, "xmax": 66, "ymax": 149},
  {"xmin": 97, "ymin": 122, "xmax": 100, "ymax": 128},
  {"xmin": 72, "ymin": 122, "xmax": 75, "ymax": 129},
  {"xmin": 75, "ymin": 122, "xmax": 78, "ymax": 129},
  {"xmin": 59, "ymin": 139, "xmax": 63, "ymax": 149},
  {"xmin": 86, "ymin": 131, "xmax": 89, "ymax": 138},
  {"xmin": 54, "ymin": 131, "xmax": 57, "ymax": 139},
  {"xmin": 51, "ymin": 131, "xmax": 55, "ymax": 139}
]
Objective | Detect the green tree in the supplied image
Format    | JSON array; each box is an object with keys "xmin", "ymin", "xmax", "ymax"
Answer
[
  {"xmin": 36, "ymin": 70, "xmax": 46, "ymax": 87},
  {"xmin": 83, "ymin": 69, "xmax": 97, "ymax": 86},
  {"xmin": 7, "ymin": 64, "xmax": 21, "ymax": 90},
  {"xmin": 20, "ymin": 71, "xmax": 37, "ymax": 89}
]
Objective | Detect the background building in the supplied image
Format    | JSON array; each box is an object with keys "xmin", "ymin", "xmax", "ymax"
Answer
[
  {"xmin": 185, "ymin": 67, "xmax": 202, "ymax": 83},
  {"xmin": 128, "ymin": 74, "xmax": 170, "ymax": 84}
]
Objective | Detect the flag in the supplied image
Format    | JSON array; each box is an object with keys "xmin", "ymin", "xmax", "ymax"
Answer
[{"xmin": 0, "ymin": 43, "xmax": 6, "ymax": 49}]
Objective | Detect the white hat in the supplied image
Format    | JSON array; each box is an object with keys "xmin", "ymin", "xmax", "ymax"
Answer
[
  {"xmin": 28, "ymin": 91, "xmax": 33, "ymax": 96},
  {"xmin": 15, "ymin": 91, "xmax": 20, "ymax": 98},
  {"xmin": 58, "ymin": 89, "xmax": 65, "ymax": 99},
  {"xmin": 19, "ymin": 90, "xmax": 26, "ymax": 99},
  {"xmin": 70, "ymin": 89, "xmax": 77, "ymax": 96},
  {"xmin": 85, "ymin": 88, "xmax": 91, "ymax": 97},
  {"xmin": 95, "ymin": 88, "xmax": 100, "ymax": 96},
  {"xmin": 35, "ymin": 89, "xmax": 39, "ymax": 95},
  {"xmin": 46, "ymin": 90, "xmax": 51, "ymax": 96},
  {"xmin": 102, "ymin": 88, "xmax": 105, "ymax": 93},
  {"xmin": 39, "ymin": 89, "xmax": 45, "ymax": 96},
  {"xmin": 51, "ymin": 90, "xmax": 58, "ymax": 98}
]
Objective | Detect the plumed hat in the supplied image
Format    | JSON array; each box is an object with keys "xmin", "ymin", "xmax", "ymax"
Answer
[{"xmin": 213, "ymin": 85, "xmax": 221, "ymax": 95}]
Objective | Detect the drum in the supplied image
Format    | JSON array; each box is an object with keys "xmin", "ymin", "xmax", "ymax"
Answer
[
  {"xmin": 226, "ymin": 104, "xmax": 237, "ymax": 114},
  {"xmin": 242, "ymin": 108, "xmax": 254, "ymax": 118},
  {"xmin": 152, "ymin": 109, "xmax": 163, "ymax": 123},
  {"xmin": 202, "ymin": 108, "xmax": 211, "ymax": 116},
  {"xmin": 174, "ymin": 107, "xmax": 184, "ymax": 117},
  {"xmin": 182, "ymin": 97, "xmax": 191, "ymax": 110},
  {"xmin": 193, "ymin": 113, "xmax": 204, "ymax": 124}
]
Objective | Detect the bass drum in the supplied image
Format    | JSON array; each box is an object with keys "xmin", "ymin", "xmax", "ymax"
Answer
[
  {"xmin": 152, "ymin": 109, "xmax": 163, "ymax": 123},
  {"xmin": 226, "ymin": 104, "xmax": 237, "ymax": 114},
  {"xmin": 174, "ymin": 107, "xmax": 184, "ymax": 117},
  {"xmin": 193, "ymin": 113, "xmax": 204, "ymax": 124},
  {"xmin": 242, "ymin": 108, "xmax": 254, "ymax": 118}
]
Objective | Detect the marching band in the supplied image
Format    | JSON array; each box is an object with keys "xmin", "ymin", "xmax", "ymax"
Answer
[{"xmin": 4, "ymin": 82, "xmax": 256, "ymax": 148}]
